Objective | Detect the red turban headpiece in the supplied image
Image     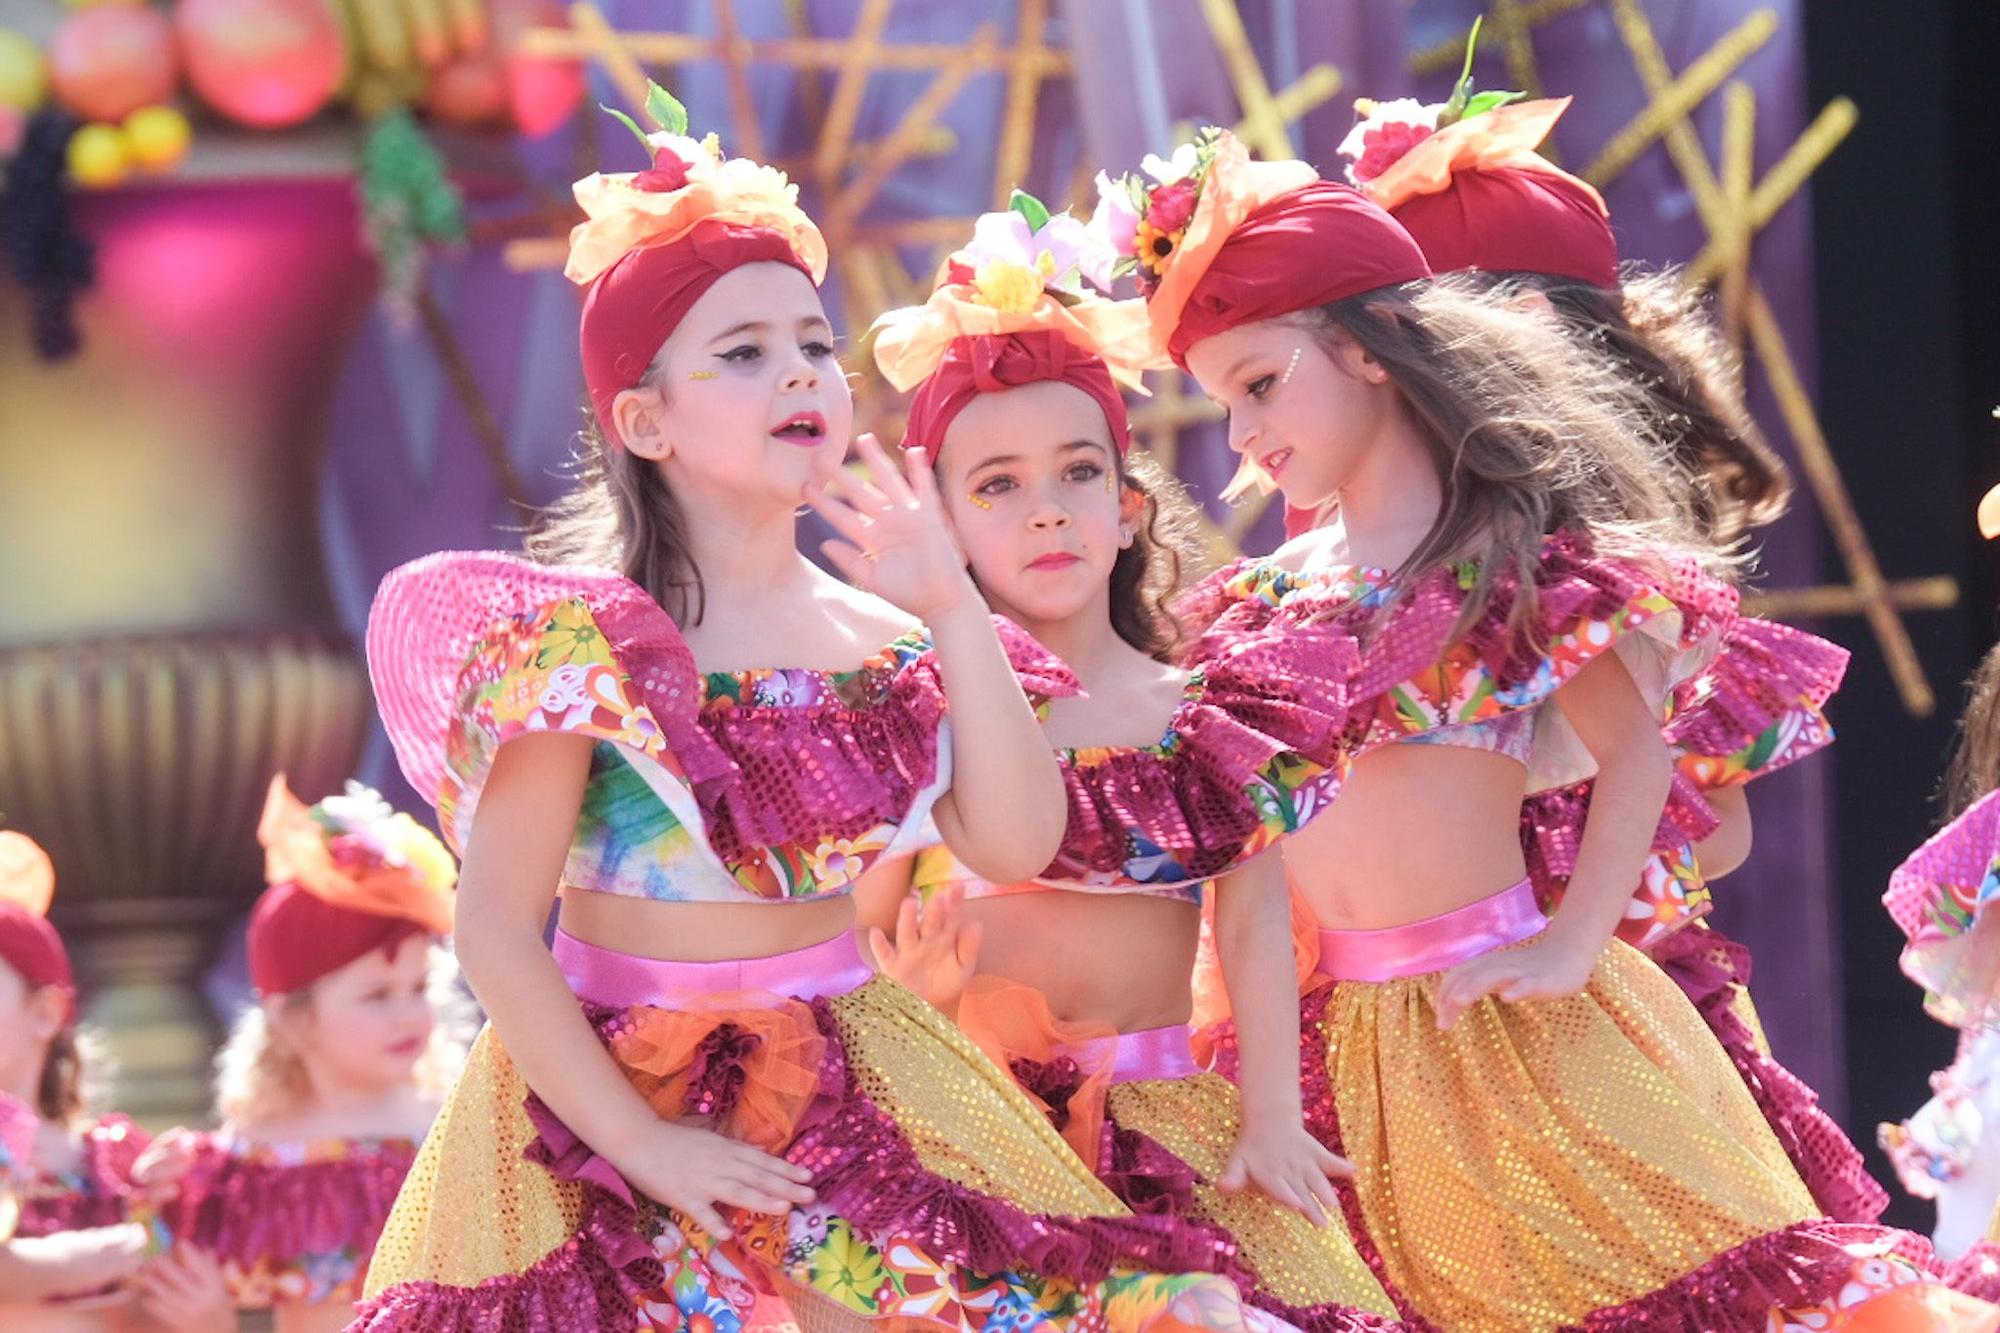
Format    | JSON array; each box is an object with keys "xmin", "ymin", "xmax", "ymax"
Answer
[
  {"xmin": 564, "ymin": 132, "xmax": 828, "ymax": 443},
  {"xmin": 902, "ymin": 329, "xmax": 1132, "ymax": 454},
  {"xmin": 0, "ymin": 833, "xmax": 73, "ymax": 1022},
  {"xmin": 247, "ymin": 776, "xmax": 457, "ymax": 997},
  {"xmin": 1352, "ymin": 99, "xmax": 1616, "ymax": 290},
  {"xmin": 1165, "ymin": 180, "xmax": 1431, "ymax": 368}
]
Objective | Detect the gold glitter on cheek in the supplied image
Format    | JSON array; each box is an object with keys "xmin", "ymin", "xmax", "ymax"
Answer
[
  {"xmin": 688, "ymin": 370, "xmax": 720, "ymax": 381},
  {"xmin": 966, "ymin": 493, "xmax": 994, "ymax": 511}
]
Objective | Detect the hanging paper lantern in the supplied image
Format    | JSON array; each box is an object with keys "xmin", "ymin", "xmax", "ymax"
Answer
[
  {"xmin": 175, "ymin": 0, "xmax": 343, "ymax": 130},
  {"xmin": 421, "ymin": 49, "xmax": 509, "ymax": 129},
  {"xmin": 494, "ymin": 0, "xmax": 581, "ymax": 138},
  {"xmin": 48, "ymin": 6, "xmax": 176, "ymax": 124},
  {"xmin": 0, "ymin": 30, "xmax": 48, "ymax": 113}
]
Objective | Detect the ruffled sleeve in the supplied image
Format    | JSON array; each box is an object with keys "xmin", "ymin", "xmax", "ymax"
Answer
[
  {"xmin": 1047, "ymin": 616, "xmax": 1357, "ymax": 885},
  {"xmin": 367, "ymin": 551, "xmax": 723, "ymax": 859},
  {"xmin": 17, "ymin": 1115, "xmax": 151, "ymax": 1237},
  {"xmin": 1885, "ymin": 788, "xmax": 2000, "ymax": 1029},
  {"xmin": 1179, "ymin": 533, "xmax": 1735, "ymax": 774},
  {"xmin": 1524, "ymin": 614, "xmax": 1849, "ymax": 949}
]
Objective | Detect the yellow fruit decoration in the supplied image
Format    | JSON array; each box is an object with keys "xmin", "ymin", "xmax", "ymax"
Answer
[
  {"xmin": 122, "ymin": 105, "xmax": 189, "ymax": 171},
  {"xmin": 0, "ymin": 30, "xmax": 47, "ymax": 112},
  {"xmin": 66, "ymin": 121, "xmax": 128, "ymax": 188}
]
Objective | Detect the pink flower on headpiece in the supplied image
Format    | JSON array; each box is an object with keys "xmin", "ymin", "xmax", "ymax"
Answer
[
  {"xmin": 1145, "ymin": 181, "xmax": 1196, "ymax": 233},
  {"xmin": 634, "ymin": 147, "xmax": 693, "ymax": 193},
  {"xmin": 1337, "ymin": 98, "xmax": 1442, "ymax": 184},
  {"xmin": 1081, "ymin": 171, "xmax": 1140, "ymax": 292}
]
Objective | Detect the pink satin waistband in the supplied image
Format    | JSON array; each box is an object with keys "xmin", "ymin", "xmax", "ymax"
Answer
[
  {"xmin": 552, "ymin": 928, "xmax": 874, "ymax": 1010},
  {"xmin": 1070, "ymin": 1024, "xmax": 1200, "ymax": 1084},
  {"xmin": 1315, "ymin": 878, "xmax": 1546, "ymax": 982}
]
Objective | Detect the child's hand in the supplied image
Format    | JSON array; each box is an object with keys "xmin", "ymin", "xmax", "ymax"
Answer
[
  {"xmin": 132, "ymin": 1128, "xmax": 201, "ymax": 1206},
  {"xmin": 869, "ymin": 883, "xmax": 983, "ymax": 1015},
  {"xmin": 610, "ymin": 1119, "xmax": 816, "ymax": 1242},
  {"xmin": 807, "ymin": 434, "xmax": 976, "ymax": 622},
  {"xmin": 132, "ymin": 1244, "xmax": 236, "ymax": 1332},
  {"xmin": 1218, "ymin": 1116, "xmax": 1351, "ymax": 1226},
  {"xmin": 1434, "ymin": 929, "xmax": 1601, "ymax": 1031}
]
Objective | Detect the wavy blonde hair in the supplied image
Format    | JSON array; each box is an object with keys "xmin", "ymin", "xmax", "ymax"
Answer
[
  {"xmin": 1290, "ymin": 274, "xmax": 1727, "ymax": 652},
  {"xmin": 214, "ymin": 946, "xmax": 474, "ymax": 1129}
]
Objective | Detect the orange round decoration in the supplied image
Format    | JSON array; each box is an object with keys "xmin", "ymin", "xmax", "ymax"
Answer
[
  {"xmin": 48, "ymin": 6, "xmax": 177, "ymax": 125},
  {"xmin": 175, "ymin": 0, "xmax": 343, "ymax": 130}
]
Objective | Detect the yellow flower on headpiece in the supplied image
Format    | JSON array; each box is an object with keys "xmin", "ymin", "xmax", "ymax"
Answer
[
  {"xmin": 564, "ymin": 102, "xmax": 826, "ymax": 288},
  {"xmin": 971, "ymin": 261, "xmax": 1045, "ymax": 315}
]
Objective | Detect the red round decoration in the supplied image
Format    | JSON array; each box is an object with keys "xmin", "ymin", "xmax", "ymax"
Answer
[
  {"xmin": 496, "ymin": 0, "xmax": 583, "ymax": 137},
  {"xmin": 48, "ymin": 6, "xmax": 177, "ymax": 126},
  {"xmin": 423, "ymin": 49, "xmax": 510, "ymax": 129},
  {"xmin": 175, "ymin": 0, "xmax": 343, "ymax": 131}
]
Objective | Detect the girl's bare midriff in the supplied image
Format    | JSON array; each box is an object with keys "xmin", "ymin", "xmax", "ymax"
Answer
[
  {"xmin": 1287, "ymin": 743, "xmax": 1532, "ymax": 931},
  {"xmin": 962, "ymin": 891, "xmax": 1200, "ymax": 1031},
  {"xmin": 557, "ymin": 890, "xmax": 858, "ymax": 963}
]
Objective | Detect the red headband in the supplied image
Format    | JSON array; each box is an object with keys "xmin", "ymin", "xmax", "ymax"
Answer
[
  {"xmin": 579, "ymin": 221, "xmax": 813, "ymax": 441},
  {"xmin": 1390, "ymin": 163, "xmax": 1616, "ymax": 289},
  {"xmin": 903, "ymin": 330, "xmax": 1132, "ymax": 456},
  {"xmin": 0, "ymin": 834, "xmax": 73, "ymax": 1022},
  {"xmin": 247, "ymin": 881, "xmax": 426, "ymax": 997},
  {"xmin": 0, "ymin": 908, "xmax": 73, "ymax": 1021},
  {"xmin": 1167, "ymin": 181, "xmax": 1431, "ymax": 368}
]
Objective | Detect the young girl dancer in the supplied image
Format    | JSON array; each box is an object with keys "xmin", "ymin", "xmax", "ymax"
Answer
[
  {"xmin": 143, "ymin": 775, "xmax": 462, "ymax": 1333},
  {"xmin": 1329, "ymin": 87, "xmax": 1880, "ymax": 1225},
  {"xmin": 352, "ymin": 90, "xmax": 1290, "ymax": 1333},
  {"xmin": 0, "ymin": 831, "xmax": 163, "ymax": 1329},
  {"xmin": 1091, "ymin": 126, "xmax": 1999, "ymax": 1330},
  {"xmin": 864, "ymin": 196, "xmax": 1412, "ymax": 1330},
  {"xmin": 1882, "ymin": 634, "xmax": 2000, "ymax": 1278}
]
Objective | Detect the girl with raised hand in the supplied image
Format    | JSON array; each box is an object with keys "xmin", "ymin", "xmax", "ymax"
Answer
[
  {"xmin": 1089, "ymin": 126, "xmax": 2000, "ymax": 1331},
  {"xmin": 350, "ymin": 88, "xmax": 1298, "ymax": 1333},
  {"xmin": 863, "ymin": 194, "xmax": 1414, "ymax": 1331}
]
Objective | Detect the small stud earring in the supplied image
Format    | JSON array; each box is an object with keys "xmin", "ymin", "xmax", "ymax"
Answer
[
  {"xmin": 688, "ymin": 369, "xmax": 719, "ymax": 381},
  {"xmin": 1118, "ymin": 524, "xmax": 1134, "ymax": 547}
]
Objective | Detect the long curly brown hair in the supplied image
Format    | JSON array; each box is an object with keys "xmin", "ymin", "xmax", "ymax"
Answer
[{"xmin": 1287, "ymin": 274, "xmax": 1723, "ymax": 655}]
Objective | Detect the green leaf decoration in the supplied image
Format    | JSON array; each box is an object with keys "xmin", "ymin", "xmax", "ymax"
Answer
[
  {"xmin": 1463, "ymin": 89, "xmax": 1527, "ymax": 119},
  {"xmin": 645, "ymin": 82, "xmax": 689, "ymax": 136},
  {"xmin": 1009, "ymin": 187, "xmax": 1052, "ymax": 232},
  {"xmin": 1437, "ymin": 15, "xmax": 1484, "ymax": 127},
  {"xmin": 599, "ymin": 103, "xmax": 653, "ymax": 157}
]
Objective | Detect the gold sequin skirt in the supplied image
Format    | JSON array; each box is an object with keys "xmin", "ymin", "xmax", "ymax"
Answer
[
  {"xmin": 355, "ymin": 953, "xmax": 1286, "ymax": 1333},
  {"xmin": 1299, "ymin": 937, "xmax": 1986, "ymax": 1331}
]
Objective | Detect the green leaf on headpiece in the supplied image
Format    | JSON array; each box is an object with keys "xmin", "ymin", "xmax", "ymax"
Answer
[
  {"xmin": 599, "ymin": 103, "xmax": 653, "ymax": 157},
  {"xmin": 1437, "ymin": 15, "xmax": 1484, "ymax": 127},
  {"xmin": 1462, "ymin": 89, "xmax": 1526, "ymax": 119},
  {"xmin": 645, "ymin": 83, "xmax": 690, "ymax": 136},
  {"xmin": 1009, "ymin": 188, "xmax": 1052, "ymax": 233}
]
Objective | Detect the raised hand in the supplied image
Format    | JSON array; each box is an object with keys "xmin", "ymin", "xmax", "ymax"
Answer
[
  {"xmin": 806, "ymin": 434, "xmax": 977, "ymax": 622},
  {"xmin": 870, "ymin": 883, "xmax": 984, "ymax": 1015}
]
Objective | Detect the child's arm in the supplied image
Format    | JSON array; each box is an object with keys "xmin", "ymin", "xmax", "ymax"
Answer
[
  {"xmin": 1437, "ymin": 650, "xmax": 1674, "ymax": 1028},
  {"xmin": 456, "ymin": 732, "xmax": 814, "ymax": 1239},
  {"xmin": 1693, "ymin": 785, "xmax": 1753, "ymax": 880},
  {"xmin": 1215, "ymin": 850, "xmax": 1350, "ymax": 1224},
  {"xmin": 852, "ymin": 854, "xmax": 915, "ymax": 946},
  {"xmin": 0, "ymin": 1224, "xmax": 148, "ymax": 1304},
  {"xmin": 809, "ymin": 436, "xmax": 1068, "ymax": 883}
]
